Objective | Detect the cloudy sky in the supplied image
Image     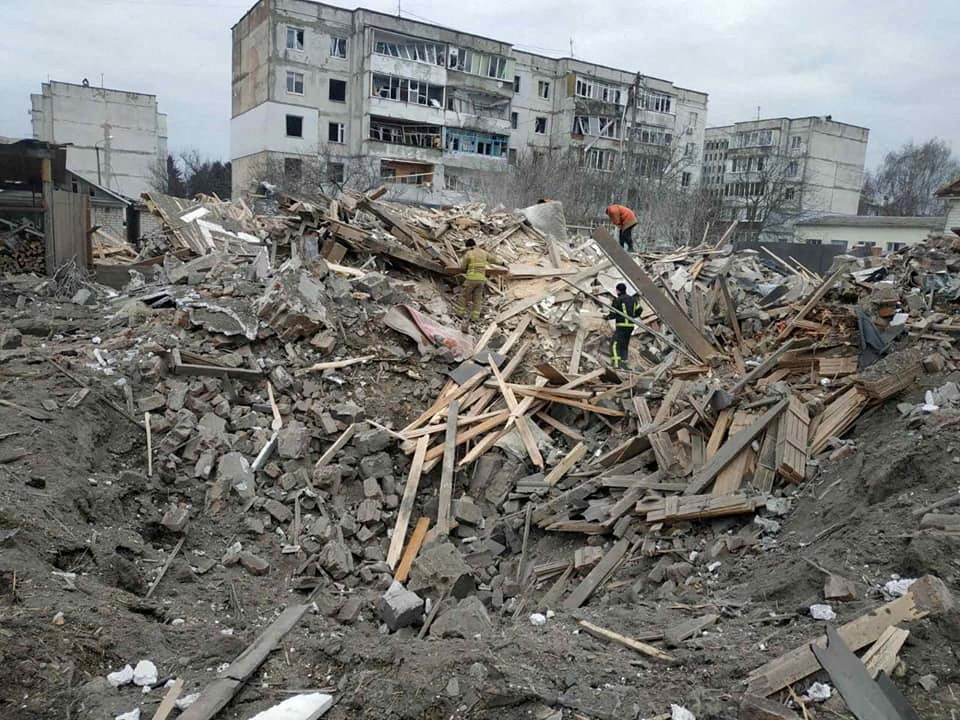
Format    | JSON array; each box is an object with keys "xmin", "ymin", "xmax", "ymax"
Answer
[{"xmin": 2, "ymin": 0, "xmax": 957, "ymax": 169}]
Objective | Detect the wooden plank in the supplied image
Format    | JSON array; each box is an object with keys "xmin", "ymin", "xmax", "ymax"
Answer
[
  {"xmin": 314, "ymin": 423, "xmax": 357, "ymax": 474},
  {"xmin": 436, "ymin": 399, "xmax": 458, "ymax": 536},
  {"xmin": 544, "ymin": 442, "xmax": 588, "ymax": 487},
  {"xmin": 819, "ymin": 356, "xmax": 859, "ymax": 376},
  {"xmin": 808, "ymin": 387, "xmax": 869, "ymax": 455},
  {"xmin": 777, "ymin": 268, "xmax": 845, "ymax": 341},
  {"xmin": 706, "ymin": 409, "xmax": 732, "ymax": 459},
  {"xmin": 490, "ymin": 359, "xmax": 544, "ymax": 468},
  {"xmin": 150, "ymin": 677, "xmax": 184, "ymax": 720},
  {"xmin": 664, "ymin": 613, "xmax": 719, "ymax": 647},
  {"xmin": 713, "ymin": 410, "xmax": 755, "ymax": 495},
  {"xmin": 731, "ymin": 339, "xmax": 802, "ymax": 395},
  {"xmin": 862, "ymin": 626, "xmax": 910, "ymax": 679},
  {"xmin": 533, "ymin": 478, "xmax": 600, "ymax": 525},
  {"xmin": 535, "ymin": 411, "xmax": 585, "ymax": 442},
  {"xmin": 645, "ymin": 493, "xmax": 764, "ymax": 523},
  {"xmin": 593, "ymin": 228, "xmax": 716, "ymax": 362},
  {"xmin": 386, "ymin": 436, "xmax": 428, "ymax": 570},
  {"xmin": 394, "ymin": 516, "xmax": 429, "ymax": 583},
  {"xmin": 578, "ymin": 620, "xmax": 674, "ymax": 662},
  {"xmin": 145, "ymin": 537, "xmax": 184, "ymax": 599},
  {"xmin": 746, "ymin": 575, "xmax": 954, "ymax": 697},
  {"xmin": 568, "ymin": 325, "xmax": 587, "ymax": 375},
  {"xmin": 563, "ymin": 538, "xmax": 629, "ymax": 609},
  {"xmin": 402, "ymin": 371, "xmax": 487, "ymax": 434},
  {"xmin": 177, "ymin": 604, "xmax": 310, "ymax": 720},
  {"xmin": 456, "ymin": 392, "xmax": 546, "ymax": 468},
  {"xmin": 775, "ymin": 395, "xmax": 809, "ymax": 483},
  {"xmin": 510, "ymin": 387, "xmax": 625, "ymax": 417},
  {"xmin": 753, "ymin": 418, "xmax": 780, "ymax": 493},
  {"xmin": 719, "ymin": 278, "xmax": 743, "ymax": 345},
  {"xmin": 173, "ymin": 361, "xmax": 264, "ymax": 380},
  {"xmin": 685, "ymin": 399, "xmax": 788, "ymax": 495}
]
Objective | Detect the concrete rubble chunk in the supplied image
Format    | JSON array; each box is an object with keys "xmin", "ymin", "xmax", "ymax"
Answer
[
  {"xmin": 160, "ymin": 504, "xmax": 190, "ymax": 533},
  {"xmin": 332, "ymin": 401, "xmax": 364, "ymax": 423},
  {"xmin": 71, "ymin": 288, "xmax": 93, "ymax": 305},
  {"xmin": 430, "ymin": 595, "xmax": 492, "ymax": 639},
  {"xmin": 454, "ymin": 496, "xmax": 483, "ymax": 527},
  {"xmin": 106, "ymin": 664, "xmax": 134, "ymax": 688},
  {"xmin": 359, "ymin": 452, "xmax": 393, "ymax": 479},
  {"xmin": 263, "ymin": 498, "xmax": 292, "ymax": 524},
  {"xmin": 257, "ymin": 263, "xmax": 328, "ymax": 341},
  {"xmin": 217, "ymin": 452, "xmax": 256, "ymax": 501},
  {"xmin": 356, "ymin": 498, "xmax": 382, "ymax": 525},
  {"xmin": 408, "ymin": 540, "xmax": 476, "ymax": 599},
  {"xmin": 353, "ymin": 272, "xmax": 394, "ymax": 303},
  {"xmin": 379, "ymin": 580, "xmax": 424, "ymax": 631},
  {"xmin": 336, "ymin": 596, "xmax": 363, "ymax": 624},
  {"xmin": 353, "ymin": 428, "xmax": 392, "ymax": 456},
  {"xmin": 278, "ymin": 420, "xmax": 309, "ymax": 459},
  {"xmin": 0, "ymin": 328, "xmax": 23, "ymax": 349},
  {"xmin": 198, "ymin": 412, "xmax": 228, "ymax": 444},
  {"xmin": 517, "ymin": 201, "xmax": 568, "ymax": 245},
  {"xmin": 248, "ymin": 692, "xmax": 334, "ymax": 720},
  {"xmin": 318, "ymin": 540, "xmax": 353, "ymax": 580},
  {"xmin": 239, "ymin": 551, "xmax": 270, "ymax": 575},
  {"xmin": 132, "ymin": 659, "xmax": 157, "ymax": 686},
  {"xmin": 362, "ymin": 477, "xmax": 383, "ymax": 499}
]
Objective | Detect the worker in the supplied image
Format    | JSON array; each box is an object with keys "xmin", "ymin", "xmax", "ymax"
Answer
[
  {"xmin": 455, "ymin": 238, "xmax": 498, "ymax": 330},
  {"xmin": 605, "ymin": 204, "xmax": 638, "ymax": 252},
  {"xmin": 608, "ymin": 282, "xmax": 639, "ymax": 370}
]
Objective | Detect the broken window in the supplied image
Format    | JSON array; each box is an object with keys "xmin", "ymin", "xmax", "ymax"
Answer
[
  {"xmin": 684, "ymin": 142, "xmax": 696, "ymax": 157},
  {"xmin": 534, "ymin": 117, "xmax": 546, "ymax": 134},
  {"xmin": 284, "ymin": 157, "xmax": 302, "ymax": 182},
  {"xmin": 286, "ymin": 26, "xmax": 304, "ymax": 51},
  {"xmin": 508, "ymin": 148, "xmax": 517, "ymax": 165},
  {"xmin": 575, "ymin": 78, "xmax": 593, "ymax": 98},
  {"xmin": 510, "ymin": 112, "xmax": 518, "ymax": 129},
  {"xmin": 786, "ymin": 160, "xmax": 799, "ymax": 176},
  {"xmin": 369, "ymin": 117, "xmax": 442, "ymax": 148},
  {"xmin": 373, "ymin": 30, "xmax": 444, "ymax": 67},
  {"xmin": 572, "ymin": 116, "xmax": 589, "ymax": 135},
  {"xmin": 538, "ymin": 80, "xmax": 550, "ymax": 99},
  {"xmin": 688, "ymin": 111, "xmax": 699, "ymax": 126},
  {"xmin": 326, "ymin": 162, "xmax": 344, "ymax": 183},
  {"xmin": 635, "ymin": 126, "xmax": 671, "ymax": 146},
  {"xmin": 599, "ymin": 118, "xmax": 620, "ymax": 139},
  {"xmin": 639, "ymin": 91, "xmax": 672, "ymax": 113},
  {"xmin": 329, "ymin": 79, "xmax": 346, "ymax": 102},
  {"xmin": 785, "ymin": 187, "xmax": 796, "ymax": 199},
  {"xmin": 584, "ymin": 148, "xmax": 614, "ymax": 171},
  {"xmin": 286, "ymin": 71, "xmax": 304, "ymax": 95},
  {"xmin": 445, "ymin": 128, "xmax": 508, "ymax": 157},
  {"xmin": 447, "ymin": 46, "xmax": 509, "ymax": 79},
  {"xmin": 681, "ymin": 172, "xmax": 692, "ymax": 187},
  {"xmin": 328, "ymin": 122, "xmax": 344, "ymax": 143},
  {"xmin": 330, "ymin": 37, "xmax": 347, "ymax": 58},
  {"xmin": 791, "ymin": 135, "xmax": 802, "ymax": 149},
  {"xmin": 513, "ymin": 75, "xmax": 520, "ymax": 92},
  {"xmin": 285, "ymin": 114, "xmax": 304, "ymax": 138},
  {"xmin": 371, "ymin": 73, "xmax": 444, "ymax": 107}
]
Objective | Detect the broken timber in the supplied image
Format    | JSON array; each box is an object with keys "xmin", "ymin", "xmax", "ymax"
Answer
[
  {"xmin": 563, "ymin": 537, "xmax": 630, "ymax": 609},
  {"xmin": 578, "ymin": 620, "xmax": 674, "ymax": 662},
  {"xmin": 387, "ymin": 435, "xmax": 428, "ymax": 569}
]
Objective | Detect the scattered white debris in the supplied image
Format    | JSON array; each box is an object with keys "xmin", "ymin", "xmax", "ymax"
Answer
[
  {"xmin": 175, "ymin": 693, "xmax": 200, "ymax": 710},
  {"xmin": 803, "ymin": 682, "xmax": 833, "ymax": 702},
  {"xmin": 132, "ymin": 659, "xmax": 158, "ymax": 687},
  {"xmin": 883, "ymin": 578, "xmax": 917, "ymax": 598},
  {"xmin": 220, "ymin": 628, "xmax": 234, "ymax": 636},
  {"xmin": 545, "ymin": 610, "xmax": 555, "ymax": 619},
  {"xmin": 707, "ymin": 561, "xmax": 722, "ymax": 573},
  {"xmin": 529, "ymin": 613, "xmax": 547, "ymax": 626},
  {"xmin": 115, "ymin": 709, "xmax": 140, "ymax": 720},
  {"xmin": 809, "ymin": 604, "xmax": 836, "ymax": 621},
  {"xmin": 671, "ymin": 704, "xmax": 696, "ymax": 720},
  {"xmin": 52, "ymin": 611, "xmax": 65, "ymax": 625},
  {"xmin": 171, "ymin": 618, "xmax": 185, "ymax": 626},
  {"xmin": 107, "ymin": 664, "xmax": 134, "ymax": 688},
  {"xmin": 247, "ymin": 692, "xmax": 334, "ymax": 720}
]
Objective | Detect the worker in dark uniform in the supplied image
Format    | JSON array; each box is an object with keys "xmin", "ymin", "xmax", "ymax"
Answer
[
  {"xmin": 608, "ymin": 282, "xmax": 639, "ymax": 370},
  {"xmin": 455, "ymin": 238, "xmax": 499, "ymax": 331},
  {"xmin": 605, "ymin": 204, "xmax": 639, "ymax": 252}
]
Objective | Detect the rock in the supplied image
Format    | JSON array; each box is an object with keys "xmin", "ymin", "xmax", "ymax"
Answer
[
  {"xmin": 362, "ymin": 477, "xmax": 383, "ymax": 499},
  {"xmin": 529, "ymin": 612, "xmax": 547, "ymax": 626},
  {"xmin": 923, "ymin": 353, "xmax": 946, "ymax": 374},
  {"xmin": 379, "ymin": 580, "xmax": 423, "ymax": 631},
  {"xmin": 359, "ymin": 452, "xmax": 393, "ymax": 479},
  {"xmin": 0, "ymin": 328, "xmax": 22, "ymax": 349},
  {"xmin": 318, "ymin": 540, "xmax": 353, "ymax": 580},
  {"xmin": 430, "ymin": 595, "xmax": 492, "ymax": 639},
  {"xmin": 263, "ymin": 498, "xmax": 292, "ymax": 524},
  {"xmin": 239, "ymin": 551, "xmax": 270, "ymax": 576},
  {"xmin": 71, "ymin": 288, "xmax": 93, "ymax": 305},
  {"xmin": 332, "ymin": 401, "xmax": 364, "ymax": 423},
  {"xmin": 823, "ymin": 573, "xmax": 856, "ymax": 601},
  {"xmin": 809, "ymin": 603, "xmax": 836, "ymax": 621},
  {"xmin": 671, "ymin": 706, "xmax": 695, "ymax": 720},
  {"xmin": 918, "ymin": 674, "xmax": 938, "ymax": 691},
  {"xmin": 337, "ymin": 596, "xmax": 363, "ymax": 624},
  {"xmin": 106, "ymin": 664, "xmax": 134, "ymax": 687},
  {"xmin": 217, "ymin": 452, "xmax": 255, "ymax": 501},
  {"xmin": 160, "ymin": 504, "xmax": 190, "ymax": 533},
  {"xmin": 454, "ymin": 496, "xmax": 483, "ymax": 527},
  {"xmin": 356, "ymin": 499, "xmax": 382, "ymax": 525},
  {"xmin": 353, "ymin": 428, "xmax": 392, "ymax": 456},
  {"xmin": 407, "ymin": 540, "xmax": 476, "ymax": 599},
  {"xmin": 132, "ymin": 659, "xmax": 158, "ymax": 686},
  {"xmin": 278, "ymin": 420, "xmax": 309, "ymax": 459},
  {"xmin": 445, "ymin": 677, "xmax": 461, "ymax": 698}
]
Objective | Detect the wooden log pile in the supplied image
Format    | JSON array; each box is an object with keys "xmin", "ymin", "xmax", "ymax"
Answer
[{"xmin": 0, "ymin": 221, "xmax": 45, "ymax": 274}]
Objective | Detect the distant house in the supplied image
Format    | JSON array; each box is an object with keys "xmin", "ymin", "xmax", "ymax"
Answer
[
  {"xmin": 66, "ymin": 171, "xmax": 131, "ymax": 240},
  {"xmin": 934, "ymin": 176, "xmax": 960, "ymax": 236},
  {"xmin": 793, "ymin": 214, "xmax": 943, "ymax": 253}
]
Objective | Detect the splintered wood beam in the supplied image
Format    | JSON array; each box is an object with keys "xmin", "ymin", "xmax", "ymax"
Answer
[
  {"xmin": 544, "ymin": 442, "xmax": 587, "ymax": 487},
  {"xmin": 776, "ymin": 267, "xmax": 845, "ymax": 341},
  {"xmin": 563, "ymin": 537, "xmax": 630, "ymax": 609},
  {"xmin": 578, "ymin": 620, "xmax": 674, "ymax": 663},
  {"xmin": 387, "ymin": 436, "xmax": 428, "ymax": 570},
  {"xmin": 394, "ymin": 516, "xmax": 430, "ymax": 583},
  {"xmin": 489, "ymin": 358, "xmax": 543, "ymax": 468},
  {"xmin": 436, "ymin": 399, "xmax": 458, "ymax": 537}
]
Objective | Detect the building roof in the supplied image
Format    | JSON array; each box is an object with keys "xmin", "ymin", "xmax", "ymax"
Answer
[
  {"xmin": 795, "ymin": 214, "xmax": 943, "ymax": 229},
  {"xmin": 935, "ymin": 176, "xmax": 960, "ymax": 198},
  {"xmin": 706, "ymin": 116, "xmax": 870, "ymax": 133},
  {"xmin": 67, "ymin": 170, "xmax": 133, "ymax": 205}
]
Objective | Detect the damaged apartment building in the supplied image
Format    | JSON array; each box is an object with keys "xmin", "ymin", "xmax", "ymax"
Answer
[{"xmin": 230, "ymin": 0, "xmax": 708, "ymax": 203}]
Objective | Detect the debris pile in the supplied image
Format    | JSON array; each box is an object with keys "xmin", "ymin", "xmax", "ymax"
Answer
[{"xmin": 2, "ymin": 189, "xmax": 960, "ymax": 719}]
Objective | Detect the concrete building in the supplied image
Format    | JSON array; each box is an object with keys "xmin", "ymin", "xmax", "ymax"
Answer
[
  {"xmin": 703, "ymin": 116, "xmax": 868, "ymax": 241},
  {"xmin": 31, "ymin": 80, "xmax": 168, "ymax": 199},
  {"xmin": 793, "ymin": 215, "xmax": 943, "ymax": 253},
  {"xmin": 230, "ymin": 0, "xmax": 707, "ymax": 202}
]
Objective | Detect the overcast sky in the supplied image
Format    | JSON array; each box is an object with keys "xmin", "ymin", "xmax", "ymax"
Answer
[{"xmin": 2, "ymin": 0, "xmax": 957, "ymax": 169}]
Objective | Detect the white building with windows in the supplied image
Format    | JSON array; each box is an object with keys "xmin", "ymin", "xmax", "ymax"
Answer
[
  {"xmin": 703, "ymin": 116, "xmax": 868, "ymax": 241},
  {"xmin": 230, "ymin": 0, "xmax": 708, "ymax": 202}
]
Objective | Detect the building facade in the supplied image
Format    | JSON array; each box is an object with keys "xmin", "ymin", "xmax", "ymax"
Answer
[
  {"xmin": 230, "ymin": 0, "xmax": 707, "ymax": 202},
  {"xmin": 31, "ymin": 81, "xmax": 168, "ymax": 199},
  {"xmin": 793, "ymin": 215, "xmax": 943, "ymax": 253},
  {"xmin": 703, "ymin": 116, "xmax": 868, "ymax": 241}
]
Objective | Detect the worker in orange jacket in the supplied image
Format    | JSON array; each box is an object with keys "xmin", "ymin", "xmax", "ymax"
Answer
[{"xmin": 605, "ymin": 204, "xmax": 638, "ymax": 252}]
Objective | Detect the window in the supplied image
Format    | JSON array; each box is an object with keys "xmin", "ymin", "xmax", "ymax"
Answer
[
  {"xmin": 830, "ymin": 239, "xmax": 848, "ymax": 249},
  {"xmin": 445, "ymin": 128, "xmax": 508, "ymax": 157},
  {"xmin": 636, "ymin": 155, "xmax": 665, "ymax": 178},
  {"xmin": 329, "ymin": 79, "xmax": 346, "ymax": 102},
  {"xmin": 785, "ymin": 187, "xmax": 796, "ymax": 200},
  {"xmin": 286, "ymin": 71, "xmax": 304, "ymax": 95},
  {"xmin": 537, "ymin": 80, "xmax": 550, "ymax": 99},
  {"xmin": 373, "ymin": 31, "xmax": 445, "ymax": 67},
  {"xmin": 371, "ymin": 73, "xmax": 443, "ymax": 108},
  {"xmin": 286, "ymin": 26, "xmax": 304, "ymax": 51},
  {"xmin": 285, "ymin": 115, "xmax": 303, "ymax": 138},
  {"xmin": 737, "ymin": 129, "xmax": 774, "ymax": 147},
  {"xmin": 572, "ymin": 115, "xmax": 589, "ymax": 135},
  {"xmin": 584, "ymin": 148, "xmax": 615, "ymax": 172},
  {"xmin": 639, "ymin": 91, "xmax": 673, "ymax": 113},
  {"xmin": 599, "ymin": 118, "xmax": 621, "ymax": 139},
  {"xmin": 447, "ymin": 45, "xmax": 508, "ymax": 79},
  {"xmin": 284, "ymin": 157, "xmax": 302, "ymax": 182},
  {"xmin": 688, "ymin": 111, "xmax": 699, "ymax": 125},
  {"xmin": 575, "ymin": 77, "xmax": 593, "ymax": 98},
  {"xmin": 635, "ymin": 126, "xmax": 671, "ymax": 146},
  {"xmin": 370, "ymin": 117, "xmax": 442, "ymax": 148},
  {"xmin": 791, "ymin": 135, "xmax": 802, "ymax": 149},
  {"xmin": 786, "ymin": 161, "xmax": 799, "ymax": 176},
  {"xmin": 887, "ymin": 242, "xmax": 906, "ymax": 252},
  {"xmin": 329, "ymin": 36, "xmax": 347, "ymax": 58},
  {"xmin": 328, "ymin": 122, "xmax": 344, "ymax": 143},
  {"xmin": 513, "ymin": 75, "xmax": 520, "ymax": 92},
  {"xmin": 510, "ymin": 112, "xmax": 518, "ymax": 129},
  {"xmin": 508, "ymin": 148, "xmax": 517, "ymax": 165},
  {"xmin": 684, "ymin": 142, "xmax": 695, "ymax": 157},
  {"xmin": 681, "ymin": 172, "xmax": 691, "ymax": 188},
  {"xmin": 534, "ymin": 117, "xmax": 547, "ymax": 134},
  {"xmin": 326, "ymin": 162, "xmax": 344, "ymax": 183}
]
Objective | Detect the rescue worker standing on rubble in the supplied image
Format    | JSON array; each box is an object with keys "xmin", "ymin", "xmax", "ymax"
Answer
[
  {"xmin": 456, "ymin": 238, "xmax": 498, "ymax": 331},
  {"xmin": 608, "ymin": 282, "xmax": 639, "ymax": 370},
  {"xmin": 605, "ymin": 204, "xmax": 638, "ymax": 252}
]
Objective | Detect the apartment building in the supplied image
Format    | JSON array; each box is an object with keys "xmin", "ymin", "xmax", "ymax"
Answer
[
  {"xmin": 703, "ymin": 116, "xmax": 868, "ymax": 241},
  {"xmin": 31, "ymin": 80, "xmax": 168, "ymax": 199},
  {"xmin": 230, "ymin": 0, "xmax": 708, "ymax": 202}
]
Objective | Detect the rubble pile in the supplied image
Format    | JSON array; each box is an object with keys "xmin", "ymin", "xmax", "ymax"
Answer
[{"xmin": 2, "ymin": 188, "xmax": 960, "ymax": 719}]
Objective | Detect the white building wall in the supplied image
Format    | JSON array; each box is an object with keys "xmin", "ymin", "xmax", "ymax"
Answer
[
  {"xmin": 795, "ymin": 223, "xmax": 938, "ymax": 251},
  {"xmin": 945, "ymin": 198, "xmax": 960, "ymax": 233},
  {"xmin": 30, "ymin": 81, "xmax": 167, "ymax": 198}
]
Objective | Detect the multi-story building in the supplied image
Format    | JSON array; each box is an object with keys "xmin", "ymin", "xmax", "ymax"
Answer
[
  {"xmin": 30, "ymin": 80, "xmax": 168, "ymax": 199},
  {"xmin": 230, "ymin": 0, "xmax": 708, "ymax": 203},
  {"xmin": 703, "ymin": 116, "xmax": 868, "ymax": 241}
]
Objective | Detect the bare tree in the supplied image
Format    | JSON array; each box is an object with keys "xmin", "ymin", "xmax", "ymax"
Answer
[
  {"xmin": 244, "ymin": 145, "xmax": 383, "ymax": 199},
  {"xmin": 869, "ymin": 138, "xmax": 959, "ymax": 216}
]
